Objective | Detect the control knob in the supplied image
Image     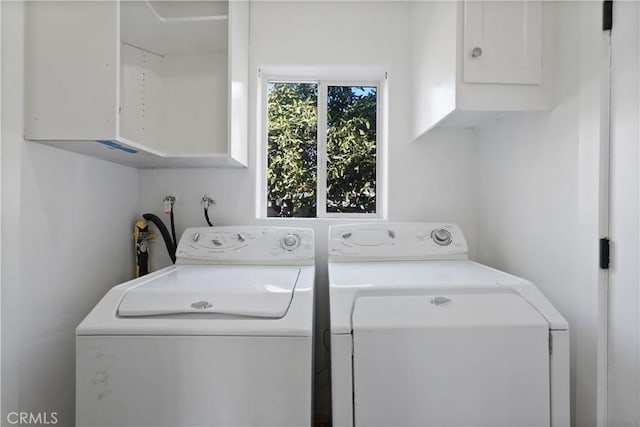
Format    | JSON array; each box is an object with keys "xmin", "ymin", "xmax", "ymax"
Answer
[
  {"xmin": 431, "ymin": 228, "xmax": 452, "ymax": 246},
  {"xmin": 280, "ymin": 234, "xmax": 300, "ymax": 251}
]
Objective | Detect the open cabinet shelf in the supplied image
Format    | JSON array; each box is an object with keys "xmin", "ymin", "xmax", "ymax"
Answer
[
  {"xmin": 25, "ymin": 0, "xmax": 248, "ymax": 169},
  {"xmin": 121, "ymin": 1, "xmax": 229, "ymax": 57}
]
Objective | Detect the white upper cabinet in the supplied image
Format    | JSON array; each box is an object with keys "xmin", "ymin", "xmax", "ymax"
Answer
[
  {"xmin": 25, "ymin": 1, "xmax": 249, "ymax": 168},
  {"xmin": 411, "ymin": 0, "xmax": 551, "ymax": 139},
  {"xmin": 463, "ymin": 1, "xmax": 542, "ymax": 85}
]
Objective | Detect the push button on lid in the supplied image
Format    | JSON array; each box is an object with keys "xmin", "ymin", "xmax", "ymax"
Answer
[
  {"xmin": 191, "ymin": 301, "xmax": 212, "ymax": 310},
  {"xmin": 430, "ymin": 296, "xmax": 452, "ymax": 306}
]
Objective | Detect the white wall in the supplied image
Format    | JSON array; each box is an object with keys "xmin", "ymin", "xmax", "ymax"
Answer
[
  {"xmin": 138, "ymin": 1, "xmax": 477, "ymax": 416},
  {"xmin": 1, "ymin": 2, "xmax": 139, "ymax": 426},
  {"xmin": 474, "ymin": 3, "xmax": 603, "ymax": 426}
]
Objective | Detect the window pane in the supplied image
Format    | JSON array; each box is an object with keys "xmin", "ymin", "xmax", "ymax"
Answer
[
  {"xmin": 326, "ymin": 85, "xmax": 377, "ymax": 213},
  {"xmin": 266, "ymin": 82, "xmax": 318, "ymax": 217}
]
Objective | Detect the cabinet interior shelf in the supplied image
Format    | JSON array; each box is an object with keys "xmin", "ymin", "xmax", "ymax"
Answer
[
  {"xmin": 144, "ymin": 0, "xmax": 228, "ymax": 23},
  {"xmin": 122, "ymin": 1, "xmax": 228, "ymax": 57}
]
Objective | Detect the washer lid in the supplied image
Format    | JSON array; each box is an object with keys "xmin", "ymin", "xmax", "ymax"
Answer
[{"xmin": 117, "ymin": 266, "xmax": 300, "ymax": 318}]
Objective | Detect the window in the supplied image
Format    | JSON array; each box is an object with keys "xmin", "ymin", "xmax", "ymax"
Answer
[{"xmin": 265, "ymin": 80, "xmax": 380, "ymax": 218}]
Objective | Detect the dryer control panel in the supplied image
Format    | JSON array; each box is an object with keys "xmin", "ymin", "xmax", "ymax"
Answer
[
  {"xmin": 176, "ymin": 227, "xmax": 314, "ymax": 265},
  {"xmin": 328, "ymin": 222, "xmax": 468, "ymax": 262}
]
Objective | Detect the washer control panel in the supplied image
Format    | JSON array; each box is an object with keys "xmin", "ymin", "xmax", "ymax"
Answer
[
  {"xmin": 328, "ymin": 222, "xmax": 468, "ymax": 261},
  {"xmin": 176, "ymin": 226, "xmax": 314, "ymax": 265}
]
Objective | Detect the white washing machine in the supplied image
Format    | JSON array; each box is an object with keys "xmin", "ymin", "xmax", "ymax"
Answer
[
  {"xmin": 76, "ymin": 226, "xmax": 315, "ymax": 427},
  {"xmin": 328, "ymin": 222, "xmax": 570, "ymax": 427}
]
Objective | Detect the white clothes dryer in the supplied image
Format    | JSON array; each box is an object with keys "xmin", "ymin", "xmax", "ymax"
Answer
[
  {"xmin": 76, "ymin": 226, "xmax": 315, "ymax": 427},
  {"xmin": 328, "ymin": 222, "xmax": 570, "ymax": 427}
]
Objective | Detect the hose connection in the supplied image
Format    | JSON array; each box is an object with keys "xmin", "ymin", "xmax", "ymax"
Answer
[{"xmin": 163, "ymin": 195, "xmax": 176, "ymax": 214}]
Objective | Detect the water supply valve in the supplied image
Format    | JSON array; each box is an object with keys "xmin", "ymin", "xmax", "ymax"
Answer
[{"xmin": 164, "ymin": 195, "xmax": 176, "ymax": 214}]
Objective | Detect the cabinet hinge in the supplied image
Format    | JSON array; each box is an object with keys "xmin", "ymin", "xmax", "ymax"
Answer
[
  {"xmin": 603, "ymin": 1, "xmax": 613, "ymax": 31},
  {"xmin": 600, "ymin": 237, "xmax": 610, "ymax": 269},
  {"xmin": 549, "ymin": 333, "xmax": 553, "ymax": 356}
]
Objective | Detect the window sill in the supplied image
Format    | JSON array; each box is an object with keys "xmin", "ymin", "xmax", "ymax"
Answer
[{"xmin": 255, "ymin": 216, "xmax": 385, "ymax": 223}]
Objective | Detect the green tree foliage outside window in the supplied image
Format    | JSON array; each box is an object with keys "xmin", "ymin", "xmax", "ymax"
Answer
[
  {"xmin": 267, "ymin": 82, "xmax": 377, "ymax": 217},
  {"xmin": 327, "ymin": 85, "xmax": 377, "ymax": 213},
  {"xmin": 267, "ymin": 83, "xmax": 318, "ymax": 217}
]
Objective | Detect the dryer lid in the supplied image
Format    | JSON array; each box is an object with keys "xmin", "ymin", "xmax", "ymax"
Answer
[
  {"xmin": 351, "ymin": 293, "xmax": 551, "ymax": 427},
  {"xmin": 352, "ymin": 293, "xmax": 549, "ymax": 330},
  {"xmin": 117, "ymin": 266, "xmax": 300, "ymax": 318}
]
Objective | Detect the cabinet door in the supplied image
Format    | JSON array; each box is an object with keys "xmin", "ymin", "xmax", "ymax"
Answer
[
  {"xmin": 227, "ymin": 0, "xmax": 249, "ymax": 166},
  {"xmin": 25, "ymin": 1, "xmax": 119, "ymax": 140},
  {"xmin": 463, "ymin": 1, "xmax": 542, "ymax": 85}
]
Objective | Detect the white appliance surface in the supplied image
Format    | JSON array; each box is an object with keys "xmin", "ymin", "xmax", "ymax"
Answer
[
  {"xmin": 76, "ymin": 335, "xmax": 311, "ymax": 427},
  {"xmin": 328, "ymin": 222, "xmax": 570, "ymax": 427},
  {"xmin": 117, "ymin": 265, "xmax": 300, "ymax": 317},
  {"xmin": 77, "ymin": 226, "xmax": 315, "ymax": 427},
  {"xmin": 353, "ymin": 294, "xmax": 550, "ymax": 427},
  {"xmin": 330, "ymin": 259, "xmax": 568, "ymax": 333}
]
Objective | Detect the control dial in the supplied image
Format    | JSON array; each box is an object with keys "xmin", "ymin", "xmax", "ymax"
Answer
[
  {"xmin": 280, "ymin": 234, "xmax": 300, "ymax": 251},
  {"xmin": 431, "ymin": 228, "xmax": 452, "ymax": 246}
]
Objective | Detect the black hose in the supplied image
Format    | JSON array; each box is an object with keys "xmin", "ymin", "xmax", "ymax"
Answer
[
  {"xmin": 170, "ymin": 206, "xmax": 177, "ymax": 250},
  {"xmin": 143, "ymin": 213, "xmax": 176, "ymax": 263},
  {"xmin": 204, "ymin": 206, "xmax": 213, "ymax": 227}
]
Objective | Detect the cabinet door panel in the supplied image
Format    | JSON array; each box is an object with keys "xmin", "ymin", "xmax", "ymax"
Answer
[
  {"xmin": 227, "ymin": 0, "xmax": 249, "ymax": 166},
  {"xmin": 463, "ymin": 1, "xmax": 542, "ymax": 85},
  {"xmin": 25, "ymin": 1, "xmax": 118, "ymax": 140}
]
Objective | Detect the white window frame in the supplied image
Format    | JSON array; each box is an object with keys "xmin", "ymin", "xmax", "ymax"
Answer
[{"xmin": 259, "ymin": 73, "xmax": 386, "ymax": 219}]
